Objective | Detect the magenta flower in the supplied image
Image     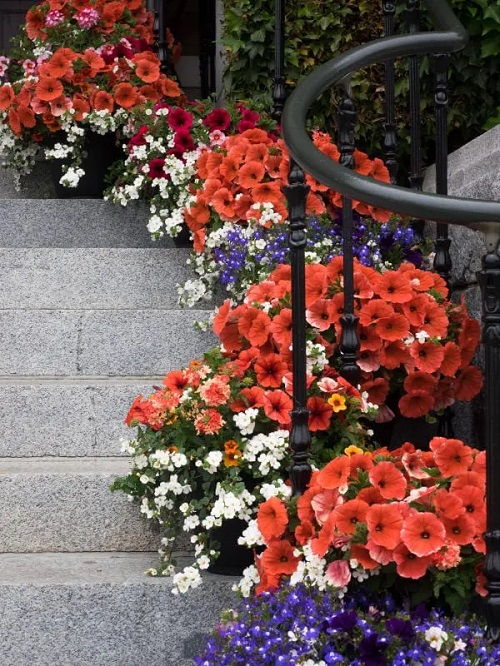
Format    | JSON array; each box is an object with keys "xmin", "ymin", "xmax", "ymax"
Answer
[
  {"xmin": 203, "ymin": 108, "xmax": 231, "ymax": 131},
  {"xmin": 168, "ymin": 107, "xmax": 194, "ymax": 131},
  {"xmin": 75, "ymin": 8, "xmax": 100, "ymax": 30},
  {"xmin": 45, "ymin": 10, "xmax": 65, "ymax": 27},
  {"xmin": 147, "ymin": 158, "xmax": 166, "ymax": 179}
]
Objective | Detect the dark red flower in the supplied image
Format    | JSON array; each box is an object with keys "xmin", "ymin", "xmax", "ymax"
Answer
[{"xmin": 203, "ymin": 108, "xmax": 231, "ymax": 131}]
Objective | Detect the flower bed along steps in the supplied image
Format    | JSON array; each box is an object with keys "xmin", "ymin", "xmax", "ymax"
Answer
[{"xmin": 0, "ymin": 193, "xmax": 229, "ymax": 665}]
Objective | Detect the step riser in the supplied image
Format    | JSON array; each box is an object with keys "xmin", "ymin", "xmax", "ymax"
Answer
[
  {"xmin": 0, "ymin": 553, "xmax": 237, "ymax": 666},
  {"xmin": 0, "ymin": 462, "xmax": 158, "ymax": 552},
  {"xmin": 0, "ymin": 200, "xmax": 179, "ymax": 248},
  {"xmin": 0, "ymin": 310, "xmax": 216, "ymax": 376},
  {"xmin": 0, "ymin": 248, "xmax": 195, "ymax": 309},
  {"xmin": 0, "ymin": 382, "xmax": 161, "ymax": 457}
]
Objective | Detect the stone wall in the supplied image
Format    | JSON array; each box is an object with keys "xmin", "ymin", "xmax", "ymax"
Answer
[{"xmin": 423, "ymin": 123, "xmax": 500, "ymax": 446}]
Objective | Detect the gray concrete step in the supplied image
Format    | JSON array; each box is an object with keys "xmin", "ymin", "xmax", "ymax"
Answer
[
  {"xmin": 0, "ymin": 551, "xmax": 237, "ymax": 666},
  {"xmin": 0, "ymin": 378, "xmax": 164, "ymax": 457},
  {"xmin": 0, "ymin": 199, "xmax": 179, "ymax": 248},
  {"xmin": 0, "ymin": 248, "xmax": 194, "ymax": 309},
  {"xmin": 0, "ymin": 160, "xmax": 55, "ymax": 200},
  {"xmin": 0, "ymin": 309, "xmax": 215, "ymax": 376},
  {"xmin": 0, "ymin": 457, "xmax": 161, "ymax": 552}
]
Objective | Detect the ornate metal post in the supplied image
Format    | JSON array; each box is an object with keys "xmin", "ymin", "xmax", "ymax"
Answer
[
  {"xmin": 199, "ymin": 0, "xmax": 216, "ymax": 97},
  {"xmin": 284, "ymin": 163, "xmax": 312, "ymax": 497},
  {"xmin": 338, "ymin": 89, "xmax": 360, "ymax": 387},
  {"xmin": 272, "ymin": 0, "xmax": 286, "ymax": 123},
  {"xmin": 406, "ymin": 0, "xmax": 424, "ymax": 239},
  {"xmin": 147, "ymin": 0, "xmax": 169, "ymax": 74},
  {"xmin": 383, "ymin": 1, "xmax": 398, "ymax": 183},
  {"xmin": 433, "ymin": 53, "xmax": 452, "ymax": 285},
  {"xmin": 477, "ymin": 225, "xmax": 500, "ymax": 639}
]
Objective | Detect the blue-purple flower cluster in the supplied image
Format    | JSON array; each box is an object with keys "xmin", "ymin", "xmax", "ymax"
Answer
[
  {"xmin": 195, "ymin": 583, "xmax": 500, "ymax": 665},
  {"xmin": 214, "ymin": 213, "xmax": 424, "ymax": 288}
]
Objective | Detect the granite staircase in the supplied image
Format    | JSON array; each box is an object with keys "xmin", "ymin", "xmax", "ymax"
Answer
[{"xmin": 0, "ymin": 165, "xmax": 237, "ymax": 666}]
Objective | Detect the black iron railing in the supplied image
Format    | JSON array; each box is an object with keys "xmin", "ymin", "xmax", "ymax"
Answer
[{"xmin": 278, "ymin": 0, "xmax": 500, "ymax": 638}]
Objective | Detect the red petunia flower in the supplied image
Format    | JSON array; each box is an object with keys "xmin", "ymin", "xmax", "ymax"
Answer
[
  {"xmin": 369, "ymin": 461, "xmax": 407, "ymax": 500},
  {"xmin": 307, "ymin": 396, "xmax": 333, "ymax": 432},
  {"xmin": 257, "ymin": 497, "xmax": 289, "ymax": 542},
  {"xmin": 401, "ymin": 511, "xmax": 446, "ymax": 557}
]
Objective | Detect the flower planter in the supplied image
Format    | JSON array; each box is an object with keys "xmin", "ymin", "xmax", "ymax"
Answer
[
  {"xmin": 368, "ymin": 393, "xmax": 439, "ymax": 450},
  {"xmin": 47, "ymin": 131, "xmax": 123, "ymax": 199},
  {"xmin": 207, "ymin": 517, "xmax": 255, "ymax": 576}
]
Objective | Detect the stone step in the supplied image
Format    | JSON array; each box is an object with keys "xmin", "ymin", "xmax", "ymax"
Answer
[
  {"xmin": 0, "ymin": 378, "xmax": 165, "ymax": 457},
  {"xmin": 0, "ymin": 309, "xmax": 216, "ymax": 376},
  {"xmin": 0, "ymin": 199, "xmax": 181, "ymax": 248},
  {"xmin": 0, "ymin": 457, "xmax": 160, "ymax": 552},
  {"xmin": 0, "ymin": 551, "xmax": 237, "ymax": 666},
  {"xmin": 0, "ymin": 248, "xmax": 194, "ymax": 309}
]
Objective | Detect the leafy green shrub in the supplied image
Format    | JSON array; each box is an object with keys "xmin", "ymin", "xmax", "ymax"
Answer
[{"xmin": 221, "ymin": 0, "xmax": 500, "ymax": 175}]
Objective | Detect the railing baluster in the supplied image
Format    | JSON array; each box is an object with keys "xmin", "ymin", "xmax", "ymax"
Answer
[
  {"xmin": 433, "ymin": 53, "xmax": 452, "ymax": 285},
  {"xmin": 338, "ymin": 88, "xmax": 361, "ymax": 388},
  {"xmin": 284, "ymin": 163, "xmax": 312, "ymax": 497},
  {"xmin": 478, "ymin": 229, "xmax": 500, "ymax": 640},
  {"xmin": 406, "ymin": 0, "xmax": 425, "ymax": 239},
  {"xmin": 383, "ymin": 1, "xmax": 398, "ymax": 184},
  {"xmin": 147, "ymin": 0, "xmax": 169, "ymax": 74},
  {"xmin": 199, "ymin": 0, "xmax": 216, "ymax": 97},
  {"xmin": 272, "ymin": 0, "xmax": 286, "ymax": 123}
]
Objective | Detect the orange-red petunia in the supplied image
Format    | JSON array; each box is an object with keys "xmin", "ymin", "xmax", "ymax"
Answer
[
  {"xmin": 333, "ymin": 498, "xmax": 369, "ymax": 535},
  {"xmin": 433, "ymin": 438, "xmax": 473, "ymax": 476},
  {"xmin": 393, "ymin": 543, "xmax": 431, "ymax": 579},
  {"xmin": 350, "ymin": 543, "xmax": 379, "ymax": 570},
  {"xmin": 162, "ymin": 369, "xmax": 188, "ymax": 394},
  {"xmin": 260, "ymin": 539, "xmax": 301, "ymax": 577},
  {"xmin": 306, "ymin": 299, "xmax": 336, "ymax": 331},
  {"xmin": 432, "ymin": 488, "xmax": 465, "ymax": 519},
  {"xmin": 401, "ymin": 511, "xmax": 446, "ymax": 556},
  {"xmin": 361, "ymin": 377, "xmax": 389, "ymax": 406},
  {"xmin": 35, "ymin": 77, "xmax": 64, "ymax": 102},
  {"xmin": 375, "ymin": 313, "xmax": 410, "ymax": 342},
  {"xmin": 404, "ymin": 371, "xmax": 437, "ymax": 394},
  {"xmin": 114, "ymin": 83, "xmax": 138, "ymax": 109},
  {"xmin": 270, "ymin": 308, "xmax": 293, "ymax": 348},
  {"xmin": 238, "ymin": 309, "xmax": 272, "ymax": 347},
  {"xmin": 398, "ymin": 390, "xmax": 435, "ymax": 418},
  {"xmin": 459, "ymin": 318, "xmax": 481, "ymax": 368},
  {"xmin": 317, "ymin": 456, "xmax": 351, "ymax": 490},
  {"xmin": 262, "ymin": 389, "xmax": 293, "ymax": 425},
  {"xmin": 238, "ymin": 160, "xmax": 265, "ymax": 188},
  {"xmin": 307, "ymin": 396, "xmax": 333, "ymax": 432},
  {"xmin": 257, "ymin": 497, "xmax": 289, "ymax": 542},
  {"xmin": 366, "ymin": 503, "xmax": 403, "ymax": 549},
  {"xmin": 440, "ymin": 341, "xmax": 462, "ymax": 377},
  {"xmin": 254, "ymin": 353, "xmax": 288, "ymax": 388},
  {"xmin": 358, "ymin": 300, "xmax": 394, "ymax": 326},
  {"xmin": 369, "ymin": 461, "xmax": 407, "ymax": 500},
  {"xmin": 421, "ymin": 300, "xmax": 449, "ymax": 339},
  {"xmin": 0, "ymin": 85, "xmax": 15, "ymax": 111},
  {"xmin": 372, "ymin": 270, "xmax": 414, "ymax": 303},
  {"xmin": 135, "ymin": 58, "xmax": 160, "ymax": 83},
  {"xmin": 454, "ymin": 365, "xmax": 483, "ymax": 401},
  {"xmin": 380, "ymin": 340, "xmax": 410, "ymax": 369},
  {"xmin": 211, "ymin": 187, "xmax": 236, "ymax": 219},
  {"xmin": 453, "ymin": 484, "xmax": 485, "ymax": 528},
  {"xmin": 304, "ymin": 264, "xmax": 328, "ymax": 307},
  {"xmin": 442, "ymin": 514, "xmax": 476, "ymax": 546},
  {"xmin": 410, "ymin": 340, "xmax": 445, "ymax": 374}
]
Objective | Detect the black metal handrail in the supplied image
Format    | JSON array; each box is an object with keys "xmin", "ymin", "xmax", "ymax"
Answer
[{"xmin": 281, "ymin": 0, "xmax": 500, "ymax": 639}]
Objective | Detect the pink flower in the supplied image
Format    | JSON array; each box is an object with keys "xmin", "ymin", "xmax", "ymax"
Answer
[
  {"xmin": 76, "ymin": 9, "xmax": 100, "ymax": 30},
  {"xmin": 45, "ymin": 10, "xmax": 65, "ymax": 27},
  {"xmin": 325, "ymin": 560, "xmax": 351, "ymax": 587}
]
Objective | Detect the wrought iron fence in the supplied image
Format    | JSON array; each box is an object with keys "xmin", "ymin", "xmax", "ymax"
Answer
[{"xmin": 276, "ymin": 0, "xmax": 500, "ymax": 638}]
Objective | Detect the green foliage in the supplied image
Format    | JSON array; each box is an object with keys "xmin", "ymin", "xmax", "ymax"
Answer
[{"xmin": 221, "ymin": 0, "xmax": 500, "ymax": 177}]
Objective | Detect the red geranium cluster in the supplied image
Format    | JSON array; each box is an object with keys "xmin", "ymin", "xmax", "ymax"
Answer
[
  {"xmin": 214, "ymin": 258, "xmax": 483, "ymax": 423},
  {"xmin": 184, "ymin": 129, "xmax": 392, "ymax": 253},
  {"xmin": 252, "ymin": 437, "xmax": 486, "ymax": 612}
]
